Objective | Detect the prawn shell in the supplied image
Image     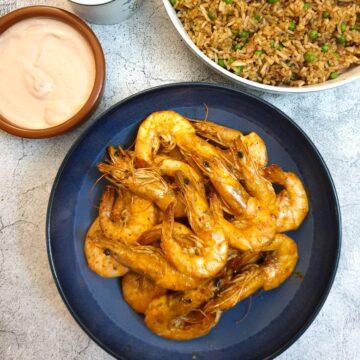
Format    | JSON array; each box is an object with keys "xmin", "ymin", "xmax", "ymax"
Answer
[
  {"xmin": 122, "ymin": 272, "xmax": 167, "ymax": 314},
  {"xmin": 84, "ymin": 218, "xmax": 128, "ymax": 278}
]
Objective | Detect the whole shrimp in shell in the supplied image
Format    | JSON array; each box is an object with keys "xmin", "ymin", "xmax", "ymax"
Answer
[
  {"xmin": 94, "ymin": 236, "xmax": 202, "ymax": 291},
  {"xmin": 84, "ymin": 218, "xmax": 128, "ymax": 278},
  {"xmin": 204, "ymin": 234, "xmax": 298, "ymax": 314},
  {"xmin": 144, "ymin": 234, "xmax": 297, "ymax": 341},
  {"xmin": 86, "ymin": 110, "xmax": 308, "ymax": 341},
  {"xmin": 209, "ymin": 192, "xmax": 276, "ymax": 251},
  {"xmin": 99, "ymin": 186, "xmax": 157, "ymax": 244},
  {"xmin": 191, "ymin": 120, "xmax": 268, "ymax": 169},
  {"xmin": 135, "ymin": 111, "xmax": 250, "ymax": 216},
  {"xmin": 144, "ymin": 279, "xmax": 220, "ymax": 340},
  {"xmin": 97, "ymin": 146, "xmax": 186, "ymax": 217},
  {"xmin": 264, "ymin": 164, "xmax": 309, "ymax": 232},
  {"xmin": 122, "ymin": 272, "xmax": 167, "ymax": 314}
]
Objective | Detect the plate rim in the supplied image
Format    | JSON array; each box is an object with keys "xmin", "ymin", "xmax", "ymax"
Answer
[{"xmin": 46, "ymin": 82, "xmax": 342, "ymax": 360}]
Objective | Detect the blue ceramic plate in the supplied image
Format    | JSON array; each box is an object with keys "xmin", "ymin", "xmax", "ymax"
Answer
[{"xmin": 47, "ymin": 83, "xmax": 341, "ymax": 360}]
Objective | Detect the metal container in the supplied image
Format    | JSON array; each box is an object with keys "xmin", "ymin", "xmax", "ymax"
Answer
[{"xmin": 69, "ymin": 0, "xmax": 143, "ymax": 25}]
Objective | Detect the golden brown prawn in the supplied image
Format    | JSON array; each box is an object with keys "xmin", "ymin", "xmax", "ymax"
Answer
[
  {"xmin": 84, "ymin": 218, "xmax": 128, "ymax": 278},
  {"xmin": 144, "ymin": 279, "xmax": 220, "ymax": 340},
  {"xmin": 143, "ymin": 250, "xmax": 264, "ymax": 340},
  {"xmin": 191, "ymin": 120, "xmax": 268, "ymax": 168},
  {"xmin": 209, "ymin": 192, "xmax": 276, "ymax": 251},
  {"xmin": 99, "ymin": 187, "xmax": 157, "ymax": 244},
  {"xmin": 138, "ymin": 222, "xmax": 196, "ymax": 245},
  {"xmin": 135, "ymin": 110, "xmax": 196, "ymax": 165},
  {"xmin": 161, "ymin": 171, "xmax": 228, "ymax": 278},
  {"xmin": 122, "ymin": 272, "xmax": 167, "ymax": 314},
  {"xmin": 264, "ymin": 164, "xmax": 309, "ymax": 232},
  {"xmin": 229, "ymin": 137, "xmax": 277, "ymax": 215},
  {"xmin": 135, "ymin": 111, "xmax": 251, "ymax": 216},
  {"xmin": 94, "ymin": 237, "xmax": 202, "ymax": 291},
  {"xmin": 97, "ymin": 161, "xmax": 186, "ymax": 217},
  {"xmin": 184, "ymin": 144, "xmax": 250, "ymax": 216},
  {"xmin": 204, "ymin": 234, "xmax": 298, "ymax": 314}
]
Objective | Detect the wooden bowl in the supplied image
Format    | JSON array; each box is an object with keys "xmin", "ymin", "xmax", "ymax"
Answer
[{"xmin": 0, "ymin": 6, "xmax": 105, "ymax": 138}]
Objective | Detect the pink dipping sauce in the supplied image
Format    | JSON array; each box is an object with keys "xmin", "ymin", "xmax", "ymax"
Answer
[{"xmin": 0, "ymin": 17, "xmax": 96, "ymax": 129}]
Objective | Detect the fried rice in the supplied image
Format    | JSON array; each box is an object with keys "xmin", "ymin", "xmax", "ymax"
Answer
[{"xmin": 173, "ymin": 0, "xmax": 360, "ymax": 86}]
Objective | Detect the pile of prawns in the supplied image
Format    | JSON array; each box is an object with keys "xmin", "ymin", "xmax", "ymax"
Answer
[{"xmin": 84, "ymin": 110, "xmax": 309, "ymax": 340}]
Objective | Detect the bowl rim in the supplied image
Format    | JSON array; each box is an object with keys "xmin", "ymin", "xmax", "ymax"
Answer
[
  {"xmin": 46, "ymin": 82, "xmax": 341, "ymax": 359},
  {"xmin": 162, "ymin": 0, "xmax": 359, "ymax": 94},
  {"xmin": 0, "ymin": 5, "xmax": 105, "ymax": 139}
]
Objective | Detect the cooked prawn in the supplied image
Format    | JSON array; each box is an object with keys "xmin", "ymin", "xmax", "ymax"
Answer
[
  {"xmin": 264, "ymin": 164, "xmax": 309, "ymax": 232},
  {"xmin": 162, "ymin": 171, "xmax": 228, "ymax": 278},
  {"xmin": 229, "ymin": 137, "xmax": 277, "ymax": 215},
  {"xmin": 84, "ymin": 218, "xmax": 128, "ymax": 278},
  {"xmin": 191, "ymin": 120, "xmax": 268, "ymax": 168},
  {"xmin": 122, "ymin": 272, "xmax": 167, "ymax": 314},
  {"xmin": 135, "ymin": 111, "xmax": 251, "ymax": 216},
  {"xmin": 94, "ymin": 237, "xmax": 202, "ymax": 291},
  {"xmin": 261, "ymin": 233, "xmax": 299, "ymax": 290},
  {"xmin": 138, "ymin": 222, "xmax": 197, "ymax": 246},
  {"xmin": 204, "ymin": 234, "xmax": 298, "ymax": 313},
  {"xmin": 144, "ymin": 249, "xmax": 264, "ymax": 340},
  {"xmin": 99, "ymin": 187, "xmax": 157, "ymax": 244},
  {"xmin": 97, "ymin": 161, "xmax": 186, "ymax": 217},
  {"xmin": 135, "ymin": 110, "xmax": 196, "ymax": 165},
  {"xmin": 144, "ymin": 280, "xmax": 219, "ymax": 340},
  {"xmin": 209, "ymin": 192, "xmax": 276, "ymax": 251}
]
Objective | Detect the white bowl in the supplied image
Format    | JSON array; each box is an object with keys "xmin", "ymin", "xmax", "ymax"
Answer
[{"xmin": 163, "ymin": 0, "xmax": 360, "ymax": 93}]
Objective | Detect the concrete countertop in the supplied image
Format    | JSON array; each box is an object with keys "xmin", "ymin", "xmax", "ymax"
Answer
[{"xmin": 0, "ymin": 0, "xmax": 359, "ymax": 359}]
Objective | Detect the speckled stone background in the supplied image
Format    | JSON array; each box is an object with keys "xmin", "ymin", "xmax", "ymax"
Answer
[{"xmin": 0, "ymin": 0, "xmax": 359, "ymax": 359}]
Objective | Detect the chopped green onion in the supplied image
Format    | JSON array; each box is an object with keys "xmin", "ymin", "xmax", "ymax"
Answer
[
  {"xmin": 254, "ymin": 50, "xmax": 264, "ymax": 55},
  {"xmin": 254, "ymin": 14, "xmax": 261, "ymax": 21},
  {"xmin": 223, "ymin": 0, "xmax": 233, "ymax": 4},
  {"xmin": 229, "ymin": 58, "xmax": 235, "ymax": 64},
  {"xmin": 277, "ymin": 43, "xmax": 284, "ymax": 50},
  {"xmin": 322, "ymin": 11, "xmax": 330, "ymax": 19},
  {"xmin": 329, "ymin": 71, "xmax": 338, "ymax": 79},
  {"xmin": 304, "ymin": 3, "xmax": 311, "ymax": 10},
  {"xmin": 170, "ymin": 0, "xmax": 176, "ymax": 6},
  {"xmin": 340, "ymin": 22, "xmax": 346, "ymax": 33},
  {"xmin": 267, "ymin": 0, "xmax": 278, "ymax": 4}
]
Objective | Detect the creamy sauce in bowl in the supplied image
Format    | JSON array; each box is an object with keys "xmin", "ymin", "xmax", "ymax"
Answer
[{"xmin": 0, "ymin": 17, "xmax": 96, "ymax": 129}]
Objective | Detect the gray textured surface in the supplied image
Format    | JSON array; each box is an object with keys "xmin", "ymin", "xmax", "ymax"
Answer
[{"xmin": 0, "ymin": 0, "xmax": 359, "ymax": 359}]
